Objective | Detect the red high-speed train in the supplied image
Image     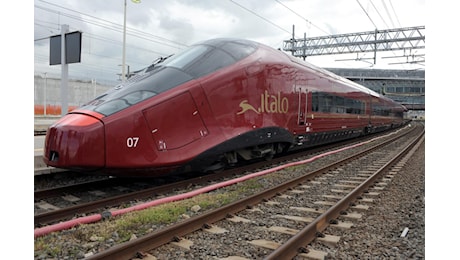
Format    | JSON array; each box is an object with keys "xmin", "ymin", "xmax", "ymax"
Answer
[{"xmin": 44, "ymin": 38, "xmax": 407, "ymax": 176}]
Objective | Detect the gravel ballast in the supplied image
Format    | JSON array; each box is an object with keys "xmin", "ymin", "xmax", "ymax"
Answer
[{"xmin": 331, "ymin": 140, "xmax": 425, "ymax": 259}]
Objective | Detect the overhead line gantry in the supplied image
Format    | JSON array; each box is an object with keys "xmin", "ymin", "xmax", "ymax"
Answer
[{"xmin": 283, "ymin": 26, "xmax": 425, "ymax": 64}]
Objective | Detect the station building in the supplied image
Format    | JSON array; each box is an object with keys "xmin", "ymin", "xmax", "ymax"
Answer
[{"xmin": 326, "ymin": 68, "xmax": 425, "ymax": 120}]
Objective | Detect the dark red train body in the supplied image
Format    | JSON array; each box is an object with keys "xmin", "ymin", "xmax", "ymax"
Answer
[{"xmin": 44, "ymin": 38, "xmax": 407, "ymax": 176}]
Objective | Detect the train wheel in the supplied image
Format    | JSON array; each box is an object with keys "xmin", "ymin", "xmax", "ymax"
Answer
[
  {"xmin": 364, "ymin": 125, "xmax": 372, "ymax": 135},
  {"xmin": 264, "ymin": 151, "xmax": 275, "ymax": 161},
  {"xmin": 224, "ymin": 151, "xmax": 238, "ymax": 166}
]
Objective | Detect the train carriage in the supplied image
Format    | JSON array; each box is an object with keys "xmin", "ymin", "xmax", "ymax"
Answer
[{"xmin": 44, "ymin": 38, "xmax": 407, "ymax": 176}]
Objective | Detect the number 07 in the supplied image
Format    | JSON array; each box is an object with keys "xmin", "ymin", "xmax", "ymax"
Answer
[{"xmin": 127, "ymin": 137, "xmax": 139, "ymax": 148}]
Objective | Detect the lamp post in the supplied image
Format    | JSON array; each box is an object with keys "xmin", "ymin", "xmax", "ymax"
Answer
[
  {"xmin": 122, "ymin": 0, "xmax": 140, "ymax": 82},
  {"xmin": 122, "ymin": 0, "xmax": 127, "ymax": 82},
  {"xmin": 60, "ymin": 24, "xmax": 69, "ymax": 116}
]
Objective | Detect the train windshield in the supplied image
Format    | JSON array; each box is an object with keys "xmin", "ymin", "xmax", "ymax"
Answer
[
  {"xmin": 161, "ymin": 39, "xmax": 257, "ymax": 78},
  {"xmin": 79, "ymin": 39, "xmax": 257, "ymax": 116}
]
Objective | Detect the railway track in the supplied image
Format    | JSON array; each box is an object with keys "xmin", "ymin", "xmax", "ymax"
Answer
[
  {"xmin": 35, "ymin": 170, "xmax": 254, "ymax": 226},
  {"xmin": 34, "ymin": 124, "xmax": 414, "ymax": 229},
  {"xmin": 70, "ymin": 124, "xmax": 423, "ymax": 259}
]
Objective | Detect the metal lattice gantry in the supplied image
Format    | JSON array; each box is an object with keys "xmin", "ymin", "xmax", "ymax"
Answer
[{"xmin": 283, "ymin": 26, "xmax": 425, "ymax": 63}]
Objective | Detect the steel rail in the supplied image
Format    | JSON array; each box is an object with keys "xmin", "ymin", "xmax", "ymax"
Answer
[
  {"xmin": 265, "ymin": 129, "xmax": 425, "ymax": 259},
  {"xmin": 86, "ymin": 126, "xmax": 419, "ymax": 259},
  {"xmin": 35, "ymin": 169, "xmax": 250, "ymax": 225},
  {"xmin": 34, "ymin": 178, "xmax": 120, "ymax": 200}
]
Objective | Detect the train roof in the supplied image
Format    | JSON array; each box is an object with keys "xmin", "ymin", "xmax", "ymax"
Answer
[
  {"xmin": 277, "ymin": 47, "xmax": 393, "ymax": 100},
  {"xmin": 195, "ymin": 38, "xmax": 259, "ymax": 49},
  {"xmin": 180, "ymin": 38, "xmax": 400, "ymax": 105},
  {"xmin": 81, "ymin": 38, "xmax": 403, "ymax": 117}
]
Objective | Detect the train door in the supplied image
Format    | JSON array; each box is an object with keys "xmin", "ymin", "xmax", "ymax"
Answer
[
  {"xmin": 142, "ymin": 91, "xmax": 209, "ymax": 151},
  {"xmin": 296, "ymin": 86, "xmax": 308, "ymax": 126}
]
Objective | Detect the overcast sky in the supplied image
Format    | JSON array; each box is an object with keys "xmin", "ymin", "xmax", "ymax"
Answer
[{"xmin": 34, "ymin": 0, "xmax": 425, "ymax": 85}]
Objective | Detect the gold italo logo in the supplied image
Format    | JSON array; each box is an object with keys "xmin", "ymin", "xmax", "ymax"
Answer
[{"xmin": 237, "ymin": 90, "xmax": 288, "ymax": 115}]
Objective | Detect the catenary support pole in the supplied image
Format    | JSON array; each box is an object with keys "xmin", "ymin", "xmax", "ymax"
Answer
[{"xmin": 60, "ymin": 24, "xmax": 69, "ymax": 116}]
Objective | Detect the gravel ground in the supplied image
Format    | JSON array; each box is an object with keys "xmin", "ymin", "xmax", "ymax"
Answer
[{"xmin": 331, "ymin": 139, "xmax": 425, "ymax": 259}]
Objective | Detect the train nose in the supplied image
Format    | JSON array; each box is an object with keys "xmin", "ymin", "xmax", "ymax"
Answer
[{"xmin": 44, "ymin": 113, "xmax": 105, "ymax": 170}]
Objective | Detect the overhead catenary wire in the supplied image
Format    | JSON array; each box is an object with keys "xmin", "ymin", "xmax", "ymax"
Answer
[
  {"xmin": 228, "ymin": 0, "xmax": 291, "ymax": 35},
  {"xmin": 355, "ymin": 0, "xmax": 406, "ymax": 68},
  {"xmin": 36, "ymin": 1, "xmax": 187, "ymax": 49},
  {"xmin": 369, "ymin": 0, "xmax": 413, "ymax": 67},
  {"xmin": 356, "ymin": 0, "xmax": 378, "ymax": 29},
  {"xmin": 388, "ymin": 0, "xmax": 402, "ymax": 27},
  {"xmin": 368, "ymin": 0, "xmax": 390, "ymax": 29},
  {"xmin": 34, "ymin": 2, "xmax": 184, "ymax": 83},
  {"xmin": 34, "ymin": 0, "xmax": 423, "ymax": 82},
  {"xmin": 273, "ymin": 0, "xmax": 331, "ymax": 36},
  {"xmin": 34, "ymin": 21, "xmax": 167, "ymax": 69},
  {"xmin": 381, "ymin": 0, "xmax": 395, "ymax": 28}
]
